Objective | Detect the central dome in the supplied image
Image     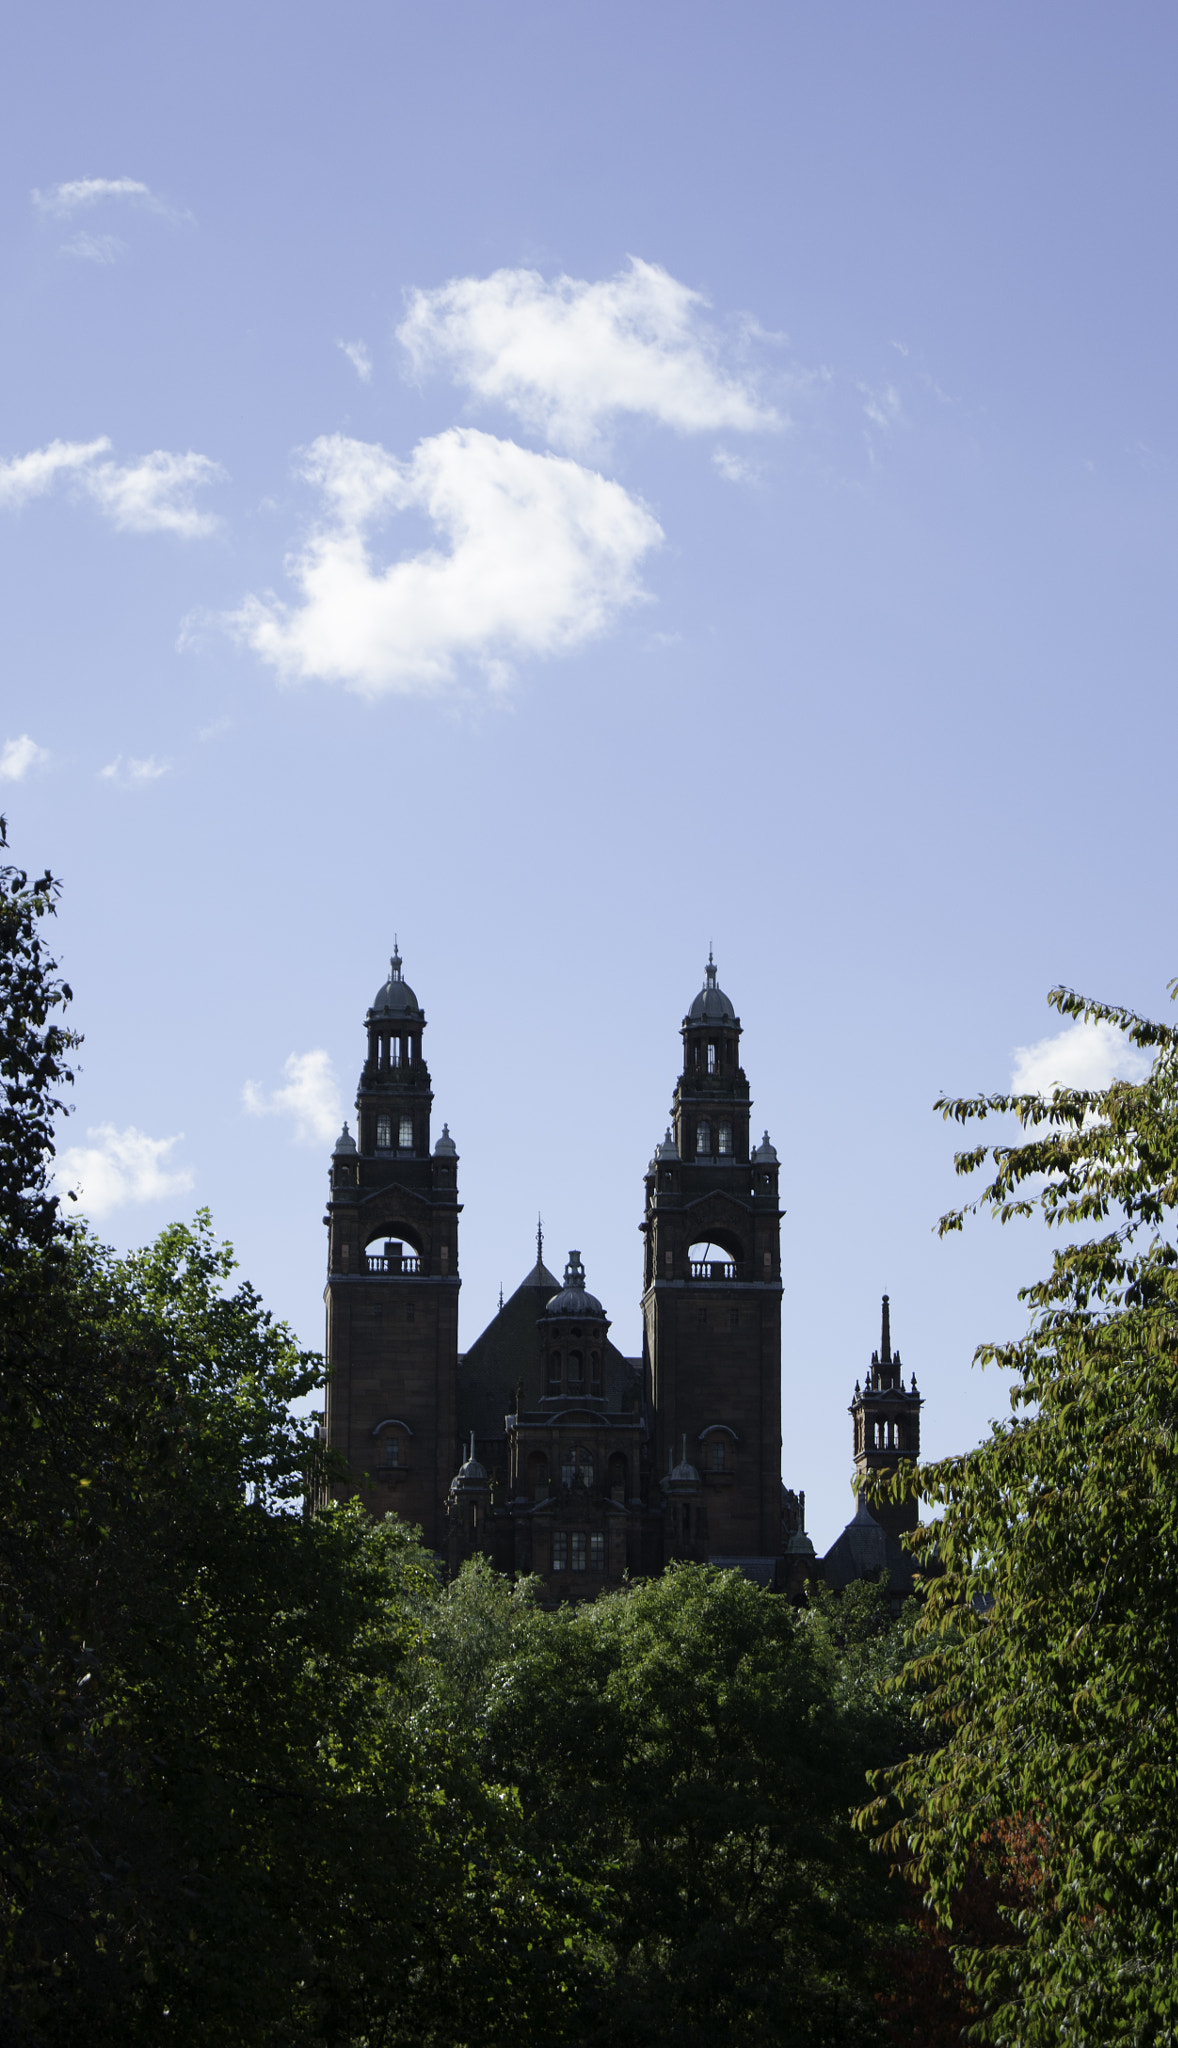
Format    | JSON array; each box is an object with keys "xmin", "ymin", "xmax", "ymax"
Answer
[
  {"xmin": 686, "ymin": 950, "xmax": 735, "ymax": 1024},
  {"xmin": 545, "ymin": 1250, "xmax": 605, "ymax": 1320},
  {"xmin": 372, "ymin": 947, "xmax": 421, "ymax": 1017}
]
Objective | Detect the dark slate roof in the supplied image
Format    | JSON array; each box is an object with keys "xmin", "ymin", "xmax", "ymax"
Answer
[
  {"xmin": 371, "ymin": 949, "xmax": 422, "ymax": 1017},
  {"xmin": 458, "ymin": 1257, "xmax": 562, "ymax": 1447},
  {"xmin": 821, "ymin": 1496, "xmax": 920, "ymax": 1597}
]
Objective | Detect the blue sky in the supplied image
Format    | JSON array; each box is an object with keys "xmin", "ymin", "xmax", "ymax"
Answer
[{"xmin": 2, "ymin": 2, "xmax": 1174, "ymax": 1548}]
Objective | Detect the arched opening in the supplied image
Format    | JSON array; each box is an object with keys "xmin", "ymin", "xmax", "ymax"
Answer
[
  {"xmin": 561, "ymin": 1445, "xmax": 593, "ymax": 1489},
  {"xmin": 364, "ymin": 1226, "xmax": 424, "ymax": 1275},
  {"xmin": 527, "ymin": 1451, "xmax": 549, "ymax": 1502},
  {"xmin": 608, "ymin": 1451, "xmax": 628, "ymax": 1503},
  {"xmin": 687, "ymin": 1233, "xmax": 744, "ymax": 1280},
  {"xmin": 699, "ymin": 1423, "xmax": 737, "ymax": 1476},
  {"xmin": 372, "ymin": 1418, "xmax": 413, "ymax": 1468}
]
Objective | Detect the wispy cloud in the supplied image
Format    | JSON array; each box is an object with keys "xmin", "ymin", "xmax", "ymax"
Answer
[
  {"xmin": 0, "ymin": 735, "xmax": 50, "ymax": 782},
  {"xmin": 243, "ymin": 1050, "xmax": 342, "ymax": 1144},
  {"xmin": 84, "ymin": 450, "xmax": 224, "ymax": 537},
  {"xmin": 338, "ymin": 338, "xmax": 372, "ymax": 383},
  {"xmin": 32, "ymin": 175, "xmax": 187, "ymax": 224},
  {"xmin": 1011, "ymin": 1019, "xmax": 1152, "ymax": 1097},
  {"xmin": 55, "ymin": 1123, "xmax": 193, "ymax": 1220},
  {"xmin": 0, "ymin": 437, "xmax": 224, "ymax": 535},
  {"xmin": 712, "ymin": 447, "xmax": 762, "ymax": 486},
  {"xmin": 230, "ymin": 427, "xmax": 661, "ymax": 697},
  {"xmin": 0, "ymin": 437, "xmax": 112, "ymax": 506},
  {"xmin": 397, "ymin": 257, "xmax": 781, "ymax": 454},
  {"xmin": 860, "ymin": 381, "xmax": 903, "ymax": 432},
  {"xmin": 99, "ymin": 755, "xmax": 170, "ymax": 787},
  {"xmin": 61, "ymin": 231, "xmax": 127, "ymax": 265}
]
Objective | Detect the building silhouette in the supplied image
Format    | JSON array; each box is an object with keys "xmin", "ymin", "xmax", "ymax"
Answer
[{"xmin": 323, "ymin": 947, "xmax": 924, "ymax": 1602}]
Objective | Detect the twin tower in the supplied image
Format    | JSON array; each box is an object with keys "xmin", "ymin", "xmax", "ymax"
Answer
[{"xmin": 323, "ymin": 950, "xmax": 920, "ymax": 1597}]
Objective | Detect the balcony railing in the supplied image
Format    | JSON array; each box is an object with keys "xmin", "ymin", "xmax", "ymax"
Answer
[
  {"xmin": 366, "ymin": 1252, "xmax": 421, "ymax": 1274},
  {"xmin": 688, "ymin": 1259, "xmax": 743, "ymax": 1282}
]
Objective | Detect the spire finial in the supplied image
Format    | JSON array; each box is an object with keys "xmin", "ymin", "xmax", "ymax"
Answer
[
  {"xmin": 705, "ymin": 943, "xmax": 717, "ymax": 991},
  {"xmin": 881, "ymin": 1293, "xmax": 892, "ymax": 1369},
  {"xmin": 390, "ymin": 935, "xmax": 402, "ymax": 981},
  {"xmin": 537, "ymin": 1212, "xmax": 543, "ymax": 1264},
  {"xmin": 498, "ymin": 1280, "xmax": 504, "ymax": 1312}
]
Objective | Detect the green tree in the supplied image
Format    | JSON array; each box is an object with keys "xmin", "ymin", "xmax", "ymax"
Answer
[
  {"xmin": 472, "ymin": 1562, "xmax": 901, "ymax": 2047},
  {"xmin": 0, "ymin": 816, "xmax": 78, "ymax": 1258},
  {"xmin": 870, "ymin": 982, "xmax": 1178, "ymax": 2045}
]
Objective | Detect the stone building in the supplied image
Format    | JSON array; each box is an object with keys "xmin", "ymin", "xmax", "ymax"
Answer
[
  {"xmin": 821, "ymin": 1294, "xmax": 924, "ymax": 1607},
  {"xmin": 323, "ymin": 948, "xmax": 804, "ymax": 1599}
]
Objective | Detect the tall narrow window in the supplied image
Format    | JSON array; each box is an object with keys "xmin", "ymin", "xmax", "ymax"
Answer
[
  {"xmin": 398, "ymin": 1115, "xmax": 413, "ymax": 1150},
  {"xmin": 376, "ymin": 1115, "xmax": 392, "ymax": 1149},
  {"xmin": 552, "ymin": 1532, "xmax": 568, "ymax": 1572},
  {"xmin": 571, "ymin": 1532, "xmax": 587, "ymax": 1572},
  {"xmin": 547, "ymin": 1351, "xmax": 562, "ymax": 1394},
  {"xmin": 589, "ymin": 1533, "xmax": 605, "ymax": 1572},
  {"xmin": 568, "ymin": 1350, "xmax": 584, "ymax": 1388},
  {"xmin": 590, "ymin": 1351, "xmax": 602, "ymax": 1397},
  {"xmin": 696, "ymin": 1119, "xmax": 711, "ymax": 1156},
  {"xmin": 718, "ymin": 1120, "xmax": 733, "ymax": 1155},
  {"xmin": 707, "ymin": 1041, "xmax": 716, "ymax": 1073},
  {"xmin": 390, "ymin": 1038, "xmax": 401, "ymax": 1067},
  {"xmin": 711, "ymin": 1441, "xmax": 725, "ymax": 1473}
]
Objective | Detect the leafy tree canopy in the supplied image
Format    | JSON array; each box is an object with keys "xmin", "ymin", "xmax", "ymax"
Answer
[{"xmin": 869, "ymin": 982, "xmax": 1178, "ymax": 2046}]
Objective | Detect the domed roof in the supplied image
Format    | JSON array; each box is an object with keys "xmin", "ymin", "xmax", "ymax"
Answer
[
  {"xmin": 544, "ymin": 1250, "xmax": 605, "ymax": 1321},
  {"xmin": 333, "ymin": 1121, "xmax": 357, "ymax": 1155},
  {"xmin": 686, "ymin": 950, "xmax": 735, "ymax": 1024},
  {"xmin": 450, "ymin": 1432, "xmax": 488, "ymax": 1493},
  {"xmin": 667, "ymin": 1435, "xmax": 701, "ymax": 1486},
  {"xmin": 371, "ymin": 946, "xmax": 421, "ymax": 1017}
]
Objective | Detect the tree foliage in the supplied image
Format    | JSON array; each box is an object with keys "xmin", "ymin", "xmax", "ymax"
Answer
[
  {"xmin": 0, "ymin": 817, "xmax": 79, "ymax": 1259},
  {"xmin": 868, "ymin": 982, "xmax": 1178, "ymax": 2046}
]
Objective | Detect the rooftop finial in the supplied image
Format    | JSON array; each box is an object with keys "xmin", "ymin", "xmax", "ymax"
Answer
[
  {"xmin": 390, "ymin": 935, "xmax": 402, "ymax": 981},
  {"xmin": 705, "ymin": 944, "xmax": 717, "ymax": 991},
  {"xmin": 881, "ymin": 1293, "xmax": 892, "ymax": 1369},
  {"xmin": 537, "ymin": 1212, "xmax": 543, "ymax": 1265},
  {"xmin": 498, "ymin": 1281, "xmax": 504, "ymax": 1312}
]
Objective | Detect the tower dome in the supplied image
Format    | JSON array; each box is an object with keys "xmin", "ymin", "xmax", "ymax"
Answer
[
  {"xmin": 544, "ymin": 1250, "xmax": 605, "ymax": 1320},
  {"xmin": 686, "ymin": 949, "xmax": 735, "ymax": 1024},
  {"xmin": 371, "ymin": 945, "xmax": 422, "ymax": 1018}
]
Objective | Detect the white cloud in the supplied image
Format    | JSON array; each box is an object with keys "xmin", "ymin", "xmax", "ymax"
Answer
[
  {"xmin": 243, "ymin": 1050, "xmax": 342, "ymax": 1144},
  {"xmin": 99, "ymin": 755, "xmax": 170, "ymax": 787},
  {"xmin": 397, "ymin": 257, "xmax": 781, "ymax": 453},
  {"xmin": 860, "ymin": 381, "xmax": 903, "ymax": 431},
  {"xmin": 0, "ymin": 437, "xmax": 112, "ymax": 507},
  {"xmin": 33, "ymin": 176, "xmax": 155, "ymax": 215},
  {"xmin": 0, "ymin": 735, "xmax": 49, "ymax": 782},
  {"xmin": 55, "ymin": 1123, "xmax": 194, "ymax": 1221},
  {"xmin": 32, "ymin": 176, "xmax": 187, "ymax": 226},
  {"xmin": 1011, "ymin": 1019, "xmax": 1152, "ymax": 1097},
  {"xmin": 0, "ymin": 437, "xmax": 223, "ymax": 535},
  {"xmin": 83, "ymin": 449, "xmax": 224, "ymax": 537},
  {"xmin": 231, "ymin": 427, "xmax": 661, "ymax": 697},
  {"xmin": 712, "ymin": 447, "xmax": 762, "ymax": 485},
  {"xmin": 338, "ymin": 338, "xmax": 372, "ymax": 382},
  {"xmin": 61, "ymin": 231, "xmax": 127, "ymax": 264}
]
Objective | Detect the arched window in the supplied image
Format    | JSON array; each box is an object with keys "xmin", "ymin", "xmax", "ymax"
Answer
[
  {"xmin": 717, "ymin": 1119, "xmax": 733, "ymax": 1155},
  {"xmin": 710, "ymin": 1440, "xmax": 725, "ymax": 1473},
  {"xmin": 608, "ymin": 1451, "xmax": 628, "ymax": 1502},
  {"xmin": 590, "ymin": 1350, "xmax": 602, "ymax": 1397},
  {"xmin": 696, "ymin": 1119, "xmax": 712, "ymax": 1157},
  {"xmin": 547, "ymin": 1350, "xmax": 562, "ymax": 1394},
  {"xmin": 707, "ymin": 1041, "xmax": 716, "ymax": 1073},
  {"xmin": 527, "ymin": 1451, "xmax": 549, "ymax": 1502},
  {"xmin": 376, "ymin": 1115, "xmax": 392, "ymax": 1149},
  {"xmin": 561, "ymin": 1446, "xmax": 593, "ymax": 1488},
  {"xmin": 398, "ymin": 1115, "xmax": 413, "ymax": 1150},
  {"xmin": 568, "ymin": 1350, "xmax": 585, "ymax": 1389}
]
